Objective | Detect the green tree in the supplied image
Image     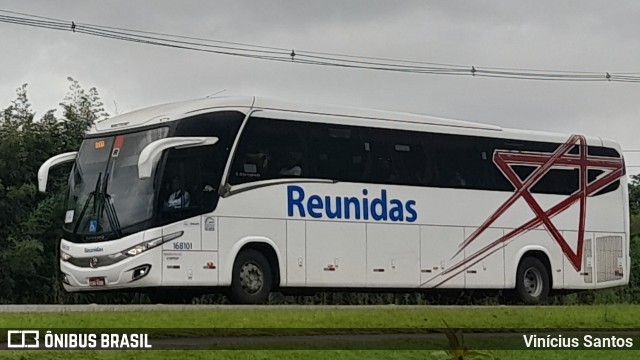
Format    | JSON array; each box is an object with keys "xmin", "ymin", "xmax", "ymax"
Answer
[
  {"xmin": 629, "ymin": 175, "xmax": 640, "ymax": 240},
  {"xmin": 0, "ymin": 79, "xmax": 106, "ymax": 303}
]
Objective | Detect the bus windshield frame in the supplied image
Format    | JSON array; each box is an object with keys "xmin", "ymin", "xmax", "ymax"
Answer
[
  {"xmin": 63, "ymin": 110, "xmax": 246, "ymax": 243},
  {"xmin": 63, "ymin": 127, "xmax": 169, "ymax": 242}
]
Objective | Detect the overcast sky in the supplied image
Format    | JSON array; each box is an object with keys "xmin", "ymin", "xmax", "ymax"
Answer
[{"xmin": 1, "ymin": 1, "xmax": 640, "ymax": 173}]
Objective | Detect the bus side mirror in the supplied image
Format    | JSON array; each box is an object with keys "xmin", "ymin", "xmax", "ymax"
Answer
[
  {"xmin": 137, "ymin": 137, "xmax": 219, "ymax": 179},
  {"xmin": 38, "ymin": 152, "xmax": 78, "ymax": 192}
]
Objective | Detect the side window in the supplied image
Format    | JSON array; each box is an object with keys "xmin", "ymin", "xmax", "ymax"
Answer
[
  {"xmin": 364, "ymin": 128, "xmax": 427, "ymax": 186},
  {"xmin": 589, "ymin": 171, "xmax": 620, "ymax": 195},
  {"xmin": 230, "ymin": 118, "xmax": 307, "ymax": 185},
  {"xmin": 160, "ymin": 146, "xmax": 221, "ymax": 223},
  {"xmin": 531, "ymin": 169, "xmax": 579, "ymax": 195},
  {"xmin": 308, "ymin": 123, "xmax": 367, "ymax": 182},
  {"xmin": 158, "ymin": 111, "xmax": 243, "ymax": 224},
  {"xmin": 494, "ymin": 140, "xmax": 579, "ymax": 195},
  {"xmin": 588, "ymin": 146, "xmax": 621, "ymax": 196},
  {"xmin": 511, "ymin": 165, "xmax": 579, "ymax": 195},
  {"xmin": 223, "ymin": 118, "xmax": 622, "ymax": 198},
  {"xmin": 493, "ymin": 141, "xmax": 622, "ymax": 196},
  {"xmin": 429, "ymin": 133, "xmax": 493, "ymax": 190}
]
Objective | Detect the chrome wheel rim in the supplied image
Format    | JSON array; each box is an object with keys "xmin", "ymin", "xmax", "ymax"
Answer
[
  {"xmin": 239, "ymin": 262, "xmax": 263, "ymax": 294},
  {"xmin": 523, "ymin": 267, "xmax": 543, "ymax": 297}
]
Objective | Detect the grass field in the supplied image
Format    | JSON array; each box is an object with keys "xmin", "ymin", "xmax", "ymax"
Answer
[
  {"xmin": 2, "ymin": 349, "xmax": 638, "ymax": 360},
  {"xmin": 1, "ymin": 305, "xmax": 639, "ymax": 359}
]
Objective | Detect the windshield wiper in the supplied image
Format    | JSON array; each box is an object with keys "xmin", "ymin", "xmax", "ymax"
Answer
[
  {"xmin": 101, "ymin": 172, "xmax": 122, "ymax": 237},
  {"xmin": 72, "ymin": 172, "xmax": 102, "ymax": 234},
  {"xmin": 72, "ymin": 171, "xmax": 123, "ymax": 238}
]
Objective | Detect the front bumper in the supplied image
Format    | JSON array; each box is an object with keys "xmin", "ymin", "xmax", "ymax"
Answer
[{"xmin": 61, "ymin": 247, "xmax": 162, "ymax": 291}]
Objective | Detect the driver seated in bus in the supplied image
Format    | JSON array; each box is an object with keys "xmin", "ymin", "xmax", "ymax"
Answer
[{"xmin": 164, "ymin": 176, "xmax": 190, "ymax": 209}]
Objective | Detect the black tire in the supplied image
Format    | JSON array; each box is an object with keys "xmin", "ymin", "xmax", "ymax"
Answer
[
  {"xmin": 228, "ymin": 249, "xmax": 273, "ymax": 304},
  {"xmin": 515, "ymin": 257, "xmax": 550, "ymax": 305}
]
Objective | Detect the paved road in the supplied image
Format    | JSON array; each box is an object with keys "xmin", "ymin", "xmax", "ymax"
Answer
[{"xmin": 0, "ymin": 304, "xmax": 511, "ymax": 312}]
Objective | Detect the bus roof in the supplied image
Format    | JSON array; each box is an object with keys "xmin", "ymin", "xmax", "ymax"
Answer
[
  {"xmin": 92, "ymin": 95, "xmax": 502, "ymax": 132},
  {"xmin": 89, "ymin": 95, "xmax": 612, "ymax": 149},
  {"xmin": 92, "ymin": 96, "xmax": 255, "ymax": 133}
]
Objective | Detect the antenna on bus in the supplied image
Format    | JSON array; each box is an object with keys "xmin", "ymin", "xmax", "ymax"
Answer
[{"xmin": 206, "ymin": 89, "xmax": 227, "ymax": 98}]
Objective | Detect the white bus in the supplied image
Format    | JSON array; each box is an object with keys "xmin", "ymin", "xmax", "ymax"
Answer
[{"xmin": 38, "ymin": 96, "xmax": 629, "ymax": 304}]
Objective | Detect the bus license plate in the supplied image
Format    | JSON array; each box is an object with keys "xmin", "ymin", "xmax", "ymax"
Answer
[{"xmin": 89, "ymin": 277, "xmax": 106, "ymax": 287}]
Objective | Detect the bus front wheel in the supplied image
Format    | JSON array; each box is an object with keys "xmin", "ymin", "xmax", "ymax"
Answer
[
  {"xmin": 229, "ymin": 249, "xmax": 273, "ymax": 304},
  {"xmin": 515, "ymin": 257, "xmax": 550, "ymax": 305}
]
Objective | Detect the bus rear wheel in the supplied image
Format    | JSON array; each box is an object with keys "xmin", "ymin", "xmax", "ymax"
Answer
[
  {"xmin": 229, "ymin": 249, "xmax": 273, "ymax": 304},
  {"xmin": 515, "ymin": 257, "xmax": 550, "ymax": 304}
]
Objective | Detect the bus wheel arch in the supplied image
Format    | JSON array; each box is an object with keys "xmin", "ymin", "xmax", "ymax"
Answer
[
  {"xmin": 515, "ymin": 250, "xmax": 552, "ymax": 304},
  {"xmin": 228, "ymin": 241, "xmax": 281, "ymax": 304}
]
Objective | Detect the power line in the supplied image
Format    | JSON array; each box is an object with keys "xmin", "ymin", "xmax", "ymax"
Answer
[
  {"xmin": 0, "ymin": 11, "xmax": 626, "ymax": 79},
  {"xmin": 0, "ymin": 8, "xmax": 65, "ymax": 22},
  {"xmin": 2, "ymin": 9, "xmax": 640, "ymax": 83}
]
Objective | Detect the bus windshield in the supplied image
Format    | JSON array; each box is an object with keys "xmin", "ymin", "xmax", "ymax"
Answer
[{"xmin": 64, "ymin": 128, "xmax": 168, "ymax": 241}]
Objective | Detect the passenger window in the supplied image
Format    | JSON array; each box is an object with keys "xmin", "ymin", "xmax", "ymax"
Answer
[
  {"xmin": 589, "ymin": 167, "xmax": 620, "ymax": 196},
  {"xmin": 225, "ymin": 116, "xmax": 622, "ymax": 197},
  {"xmin": 159, "ymin": 146, "xmax": 221, "ymax": 224},
  {"xmin": 429, "ymin": 133, "xmax": 493, "ymax": 190},
  {"xmin": 531, "ymin": 169, "xmax": 579, "ymax": 195},
  {"xmin": 308, "ymin": 123, "xmax": 367, "ymax": 182},
  {"xmin": 230, "ymin": 117, "xmax": 307, "ymax": 185},
  {"xmin": 588, "ymin": 147, "xmax": 621, "ymax": 196},
  {"xmin": 364, "ymin": 127, "xmax": 426, "ymax": 186}
]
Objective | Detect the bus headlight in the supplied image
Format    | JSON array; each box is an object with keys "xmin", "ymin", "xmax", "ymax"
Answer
[
  {"xmin": 126, "ymin": 245, "xmax": 147, "ymax": 257},
  {"xmin": 61, "ymin": 252, "xmax": 72, "ymax": 261},
  {"xmin": 122, "ymin": 231, "xmax": 183, "ymax": 257}
]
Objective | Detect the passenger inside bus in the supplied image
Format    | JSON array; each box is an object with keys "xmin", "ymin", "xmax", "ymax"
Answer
[
  {"xmin": 164, "ymin": 176, "xmax": 190, "ymax": 209},
  {"xmin": 237, "ymin": 149, "xmax": 270, "ymax": 179},
  {"xmin": 279, "ymin": 151, "xmax": 303, "ymax": 176},
  {"xmin": 380, "ymin": 157, "xmax": 398, "ymax": 183}
]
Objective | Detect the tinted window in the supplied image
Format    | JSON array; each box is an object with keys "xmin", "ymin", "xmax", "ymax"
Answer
[
  {"xmin": 512, "ymin": 165, "xmax": 581, "ymax": 195},
  {"xmin": 160, "ymin": 146, "xmax": 222, "ymax": 223},
  {"xmin": 230, "ymin": 117, "xmax": 307, "ymax": 185},
  {"xmin": 158, "ymin": 111, "xmax": 243, "ymax": 224},
  {"xmin": 227, "ymin": 116, "xmax": 620, "ymax": 197},
  {"xmin": 425, "ymin": 133, "xmax": 495, "ymax": 190},
  {"xmin": 589, "ymin": 146, "xmax": 620, "ymax": 158},
  {"xmin": 364, "ymin": 128, "xmax": 426, "ymax": 186},
  {"xmin": 308, "ymin": 123, "xmax": 368, "ymax": 182},
  {"xmin": 531, "ymin": 169, "xmax": 579, "ymax": 195}
]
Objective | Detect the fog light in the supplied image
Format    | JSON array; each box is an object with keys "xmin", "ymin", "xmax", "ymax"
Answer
[
  {"xmin": 62, "ymin": 273, "xmax": 70, "ymax": 285},
  {"xmin": 130, "ymin": 264, "xmax": 151, "ymax": 282}
]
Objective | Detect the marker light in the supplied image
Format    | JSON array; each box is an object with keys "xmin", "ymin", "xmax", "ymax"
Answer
[{"xmin": 122, "ymin": 231, "xmax": 183, "ymax": 257}]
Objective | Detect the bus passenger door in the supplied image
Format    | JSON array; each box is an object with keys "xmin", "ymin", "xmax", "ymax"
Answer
[
  {"xmin": 162, "ymin": 215, "xmax": 204, "ymax": 285},
  {"xmin": 160, "ymin": 215, "xmax": 219, "ymax": 286},
  {"xmin": 159, "ymin": 143, "xmax": 222, "ymax": 286}
]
